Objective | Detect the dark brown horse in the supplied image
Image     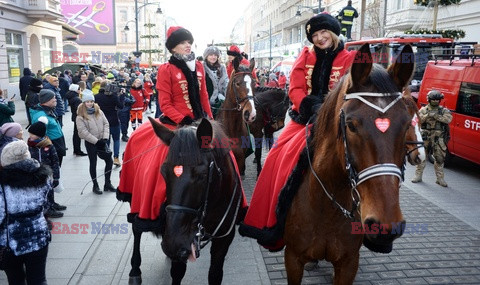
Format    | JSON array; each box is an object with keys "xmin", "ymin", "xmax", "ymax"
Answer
[
  {"xmin": 283, "ymin": 44, "xmax": 415, "ymax": 284},
  {"xmin": 250, "ymin": 86, "xmax": 289, "ymax": 177},
  {"xmin": 144, "ymin": 118, "xmax": 243, "ymax": 285},
  {"xmin": 216, "ymin": 58, "xmax": 257, "ymax": 177}
]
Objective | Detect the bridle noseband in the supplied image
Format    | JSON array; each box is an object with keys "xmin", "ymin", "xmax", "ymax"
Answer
[
  {"xmin": 218, "ymin": 72, "xmax": 255, "ymax": 112},
  {"xmin": 307, "ymin": 92, "xmax": 406, "ymax": 221}
]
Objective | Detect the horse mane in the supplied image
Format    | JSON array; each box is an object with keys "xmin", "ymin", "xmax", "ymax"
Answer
[
  {"xmin": 165, "ymin": 120, "xmax": 230, "ymax": 166},
  {"xmin": 254, "ymin": 87, "xmax": 286, "ymax": 105}
]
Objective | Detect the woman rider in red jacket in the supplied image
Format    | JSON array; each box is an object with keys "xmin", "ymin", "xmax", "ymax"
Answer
[{"xmin": 239, "ymin": 13, "xmax": 357, "ymax": 251}]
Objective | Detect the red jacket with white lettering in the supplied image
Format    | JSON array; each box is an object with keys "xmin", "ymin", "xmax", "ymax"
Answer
[
  {"xmin": 289, "ymin": 46, "xmax": 356, "ymax": 112},
  {"xmin": 156, "ymin": 61, "xmax": 213, "ymax": 124}
]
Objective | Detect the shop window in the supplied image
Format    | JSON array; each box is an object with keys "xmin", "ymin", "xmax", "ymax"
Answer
[
  {"xmin": 5, "ymin": 31, "xmax": 24, "ymax": 83},
  {"xmin": 42, "ymin": 37, "xmax": 55, "ymax": 70}
]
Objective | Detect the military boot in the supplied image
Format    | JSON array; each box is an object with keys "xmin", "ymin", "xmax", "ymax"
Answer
[
  {"xmin": 434, "ymin": 162, "xmax": 448, "ymax": 187},
  {"xmin": 411, "ymin": 160, "xmax": 426, "ymax": 183}
]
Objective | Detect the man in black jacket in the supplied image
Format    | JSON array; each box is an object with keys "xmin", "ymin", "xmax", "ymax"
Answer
[
  {"xmin": 95, "ymin": 81, "xmax": 124, "ymax": 166},
  {"xmin": 19, "ymin": 68, "xmax": 34, "ymax": 101}
]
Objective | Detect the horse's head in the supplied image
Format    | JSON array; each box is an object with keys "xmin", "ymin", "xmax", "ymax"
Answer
[
  {"xmin": 225, "ymin": 57, "xmax": 257, "ymax": 123},
  {"xmin": 328, "ymin": 44, "xmax": 415, "ymax": 253},
  {"xmin": 403, "ymin": 91, "xmax": 425, "ymax": 165},
  {"xmin": 149, "ymin": 117, "xmax": 227, "ymax": 263}
]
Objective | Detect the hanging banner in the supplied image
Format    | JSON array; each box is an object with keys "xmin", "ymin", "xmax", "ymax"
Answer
[{"xmin": 60, "ymin": 0, "xmax": 116, "ymax": 45}]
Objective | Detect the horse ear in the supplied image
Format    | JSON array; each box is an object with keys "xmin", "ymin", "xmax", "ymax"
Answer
[
  {"xmin": 148, "ymin": 117, "xmax": 174, "ymax": 146},
  {"xmin": 350, "ymin": 43, "xmax": 373, "ymax": 86},
  {"xmin": 196, "ymin": 118, "xmax": 213, "ymax": 148},
  {"xmin": 233, "ymin": 56, "xmax": 240, "ymax": 73},
  {"xmin": 249, "ymin": 58, "xmax": 255, "ymax": 72},
  {"xmin": 388, "ymin": 44, "xmax": 414, "ymax": 89}
]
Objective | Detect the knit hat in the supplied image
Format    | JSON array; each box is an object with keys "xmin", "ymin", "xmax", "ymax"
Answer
[
  {"xmin": 28, "ymin": 116, "xmax": 48, "ymax": 137},
  {"xmin": 81, "ymin": 89, "xmax": 95, "ymax": 102},
  {"xmin": 106, "ymin": 73, "xmax": 115, "ymax": 79},
  {"xmin": 0, "ymin": 122, "xmax": 22, "ymax": 138},
  {"xmin": 30, "ymin": 77, "xmax": 43, "ymax": 88},
  {"xmin": 305, "ymin": 13, "xmax": 341, "ymax": 44},
  {"xmin": 1, "ymin": 140, "xmax": 31, "ymax": 167},
  {"xmin": 69, "ymin": 84, "xmax": 80, "ymax": 91},
  {"xmin": 227, "ymin": 45, "xmax": 241, "ymax": 57},
  {"xmin": 165, "ymin": 26, "xmax": 194, "ymax": 52},
  {"xmin": 203, "ymin": 46, "xmax": 221, "ymax": 60},
  {"xmin": 38, "ymin": 89, "xmax": 56, "ymax": 104}
]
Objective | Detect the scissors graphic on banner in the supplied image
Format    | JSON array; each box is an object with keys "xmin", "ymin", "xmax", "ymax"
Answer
[{"xmin": 66, "ymin": 1, "xmax": 109, "ymax": 34}]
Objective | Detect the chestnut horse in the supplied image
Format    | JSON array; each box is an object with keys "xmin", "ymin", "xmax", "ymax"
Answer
[
  {"xmin": 250, "ymin": 86, "xmax": 289, "ymax": 177},
  {"xmin": 216, "ymin": 58, "xmax": 257, "ymax": 177},
  {"xmin": 282, "ymin": 44, "xmax": 415, "ymax": 284},
  {"xmin": 148, "ymin": 118, "xmax": 243, "ymax": 285}
]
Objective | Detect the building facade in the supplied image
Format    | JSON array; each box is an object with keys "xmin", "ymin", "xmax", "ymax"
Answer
[
  {"xmin": 0, "ymin": 0, "xmax": 66, "ymax": 97},
  {"xmin": 245, "ymin": 0, "xmax": 479, "ymax": 71}
]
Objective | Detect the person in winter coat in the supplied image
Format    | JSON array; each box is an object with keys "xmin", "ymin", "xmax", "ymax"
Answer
[
  {"xmin": 19, "ymin": 68, "xmax": 34, "ymax": 102},
  {"xmin": 43, "ymin": 76, "xmax": 65, "ymax": 127},
  {"xmin": 76, "ymin": 90, "xmax": 115, "ymax": 195},
  {"xmin": 91, "ymin": 77, "xmax": 102, "ymax": 95},
  {"xmin": 118, "ymin": 86, "xmax": 135, "ymax": 142},
  {"xmin": 338, "ymin": 0, "xmax": 359, "ymax": 40},
  {"xmin": 156, "ymin": 26, "xmax": 213, "ymax": 126},
  {"xmin": 203, "ymin": 46, "xmax": 228, "ymax": 118},
  {"xmin": 30, "ymin": 89, "xmax": 67, "ymax": 166},
  {"xmin": 239, "ymin": 13, "xmax": 357, "ymax": 253},
  {"xmin": 65, "ymin": 84, "xmax": 87, "ymax": 156},
  {"xmin": 129, "ymin": 78, "xmax": 149, "ymax": 130},
  {"xmin": 0, "ymin": 140, "xmax": 51, "ymax": 285},
  {"xmin": 0, "ymin": 89, "xmax": 15, "ymax": 127},
  {"xmin": 0, "ymin": 123, "xmax": 23, "ymax": 160},
  {"xmin": 58, "ymin": 74, "xmax": 70, "ymax": 113},
  {"xmin": 25, "ymin": 77, "xmax": 43, "ymax": 127},
  {"xmin": 226, "ymin": 45, "xmax": 258, "ymax": 83},
  {"xmin": 95, "ymin": 81, "xmax": 123, "ymax": 166},
  {"xmin": 266, "ymin": 73, "xmax": 279, "ymax": 88},
  {"xmin": 27, "ymin": 118, "xmax": 66, "ymax": 218},
  {"xmin": 143, "ymin": 74, "xmax": 155, "ymax": 113}
]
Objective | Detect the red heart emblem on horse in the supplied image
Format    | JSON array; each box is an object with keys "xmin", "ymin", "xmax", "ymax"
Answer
[
  {"xmin": 375, "ymin": 118, "xmax": 390, "ymax": 133},
  {"xmin": 174, "ymin": 165, "xmax": 183, "ymax": 177}
]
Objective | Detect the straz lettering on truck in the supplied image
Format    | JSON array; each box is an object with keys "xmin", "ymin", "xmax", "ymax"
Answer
[{"xmin": 465, "ymin": 119, "xmax": 480, "ymax": 131}]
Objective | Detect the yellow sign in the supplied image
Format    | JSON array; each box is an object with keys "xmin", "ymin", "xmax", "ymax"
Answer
[{"xmin": 10, "ymin": 68, "xmax": 20, "ymax": 77}]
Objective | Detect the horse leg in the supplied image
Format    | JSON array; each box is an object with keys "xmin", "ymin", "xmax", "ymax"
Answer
[
  {"xmin": 170, "ymin": 261, "xmax": 187, "ymax": 285},
  {"xmin": 284, "ymin": 246, "xmax": 304, "ymax": 285},
  {"xmin": 129, "ymin": 227, "xmax": 143, "ymax": 285},
  {"xmin": 208, "ymin": 231, "xmax": 235, "ymax": 285},
  {"xmin": 331, "ymin": 253, "xmax": 359, "ymax": 285},
  {"xmin": 254, "ymin": 138, "xmax": 262, "ymax": 178}
]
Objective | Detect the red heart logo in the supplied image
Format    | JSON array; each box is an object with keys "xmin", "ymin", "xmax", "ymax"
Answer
[
  {"xmin": 375, "ymin": 118, "xmax": 390, "ymax": 133},
  {"xmin": 174, "ymin": 166, "xmax": 183, "ymax": 177}
]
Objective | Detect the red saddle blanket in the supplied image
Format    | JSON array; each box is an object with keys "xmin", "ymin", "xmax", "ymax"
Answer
[
  {"xmin": 240, "ymin": 121, "xmax": 310, "ymax": 250},
  {"xmin": 117, "ymin": 119, "xmax": 247, "ymax": 222}
]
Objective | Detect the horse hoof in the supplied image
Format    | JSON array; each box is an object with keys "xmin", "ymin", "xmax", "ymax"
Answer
[{"xmin": 128, "ymin": 276, "xmax": 142, "ymax": 285}]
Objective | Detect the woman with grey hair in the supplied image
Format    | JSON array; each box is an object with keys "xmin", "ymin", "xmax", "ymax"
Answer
[{"xmin": 203, "ymin": 46, "xmax": 228, "ymax": 118}]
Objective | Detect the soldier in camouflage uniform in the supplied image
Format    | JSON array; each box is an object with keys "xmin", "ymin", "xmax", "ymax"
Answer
[{"xmin": 411, "ymin": 90, "xmax": 452, "ymax": 187}]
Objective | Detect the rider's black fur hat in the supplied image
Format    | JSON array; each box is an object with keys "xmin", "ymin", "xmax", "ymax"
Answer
[
  {"xmin": 165, "ymin": 26, "xmax": 194, "ymax": 53},
  {"xmin": 305, "ymin": 13, "xmax": 341, "ymax": 43}
]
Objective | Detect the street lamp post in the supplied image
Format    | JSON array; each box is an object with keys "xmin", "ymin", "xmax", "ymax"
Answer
[{"xmin": 124, "ymin": 0, "xmax": 163, "ymax": 67}]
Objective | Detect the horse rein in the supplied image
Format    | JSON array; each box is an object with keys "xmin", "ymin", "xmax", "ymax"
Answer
[{"xmin": 305, "ymin": 92, "xmax": 406, "ymax": 221}]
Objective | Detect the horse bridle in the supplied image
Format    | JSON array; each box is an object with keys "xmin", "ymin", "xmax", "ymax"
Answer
[
  {"xmin": 164, "ymin": 152, "xmax": 242, "ymax": 256},
  {"xmin": 306, "ymin": 92, "xmax": 405, "ymax": 221},
  {"xmin": 216, "ymin": 72, "xmax": 255, "ymax": 112}
]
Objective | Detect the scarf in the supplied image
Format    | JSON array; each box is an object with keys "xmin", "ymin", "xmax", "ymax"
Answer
[
  {"xmin": 87, "ymin": 107, "xmax": 95, "ymax": 114},
  {"xmin": 169, "ymin": 54, "xmax": 204, "ymax": 120},
  {"xmin": 203, "ymin": 62, "xmax": 228, "ymax": 104},
  {"xmin": 310, "ymin": 41, "xmax": 344, "ymax": 99}
]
